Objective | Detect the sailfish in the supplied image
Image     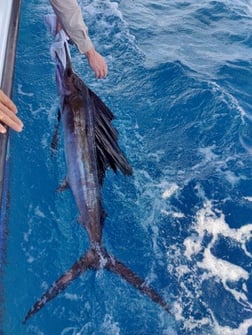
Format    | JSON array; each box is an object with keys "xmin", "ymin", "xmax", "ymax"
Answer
[{"xmin": 23, "ymin": 39, "xmax": 170, "ymax": 323}]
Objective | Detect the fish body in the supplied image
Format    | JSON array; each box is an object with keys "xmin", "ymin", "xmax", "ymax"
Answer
[{"xmin": 62, "ymin": 72, "xmax": 103, "ymax": 244}]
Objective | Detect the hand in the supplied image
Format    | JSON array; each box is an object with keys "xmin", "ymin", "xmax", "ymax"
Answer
[
  {"xmin": 0, "ymin": 90, "xmax": 23, "ymax": 133},
  {"xmin": 85, "ymin": 48, "xmax": 108, "ymax": 79}
]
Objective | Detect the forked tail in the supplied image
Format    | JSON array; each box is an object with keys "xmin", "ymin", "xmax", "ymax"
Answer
[{"xmin": 23, "ymin": 247, "xmax": 170, "ymax": 323}]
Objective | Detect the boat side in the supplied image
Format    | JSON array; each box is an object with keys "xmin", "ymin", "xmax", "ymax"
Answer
[{"xmin": 0, "ymin": 0, "xmax": 22, "ymax": 262}]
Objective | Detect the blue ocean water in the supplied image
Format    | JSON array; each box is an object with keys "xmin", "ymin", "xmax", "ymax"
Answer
[{"xmin": 2, "ymin": 0, "xmax": 252, "ymax": 334}]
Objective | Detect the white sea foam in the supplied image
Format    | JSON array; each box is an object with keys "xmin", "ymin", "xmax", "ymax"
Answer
[
  {"xmin": 17, "ymin": 83, "xmax": 34, "ymax": 97},
  {"xmin": 199, "ymin": 248, "xmax": 249, "ymax": 282},
  {"xmin": 34, "ymin": 206, "xmax": 46, "ymax": 218},
  {"xmin": 184, "ymin": 201, "xmax": 252, "ymax": 259},
  {"xmin": 100, "ymin": 314, "xmax": 121, "ymax": 335},
  {"xmin": 64, "ymin": 293, "xmax": 79, "ymax": 301},
  {"xmin": 162, "ymin": 183, "xmax": 179, "ymax": 199},
  {"xmin": 181, "ymin": 200, "xmax": 252, "ymax": 333},
  {"xmin": 27, "ymin": 325, "xmax": 45, "ymax": 335},
  {"xmin": 244, "ymin": 196, "xmax": 252, "ymax": 202},
  {"xmin": 61, "ymin": 327, "xmax": 78, "ymax": 335},
  {"xmin": 212, "ymin": 318, "xmax": 252, "ymax": 335},
  {"xmin": 239, "ymin": 130, "xmax": 252, "ymax": 154}
]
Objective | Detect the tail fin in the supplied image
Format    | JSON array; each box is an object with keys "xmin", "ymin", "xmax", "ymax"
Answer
[
  {"xmin": 23, "ymin": 247, "xmax": 170, "ymax": 323},
  {"xmin": 105, "ymin": 255, "xmax": 170, "ymax": 313},
  {"xmin": 23, "ymin": 250, "xmax": 95, "ymax": 324}
]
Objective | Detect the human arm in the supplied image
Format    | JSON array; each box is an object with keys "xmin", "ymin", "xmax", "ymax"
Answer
[
  {"xmin": 0, "ymin": 90, "xmax": 23, "ymax": 133},
  {"xmin": 49, "ymin": 0, "xmax": 108, "ymax": 78}
]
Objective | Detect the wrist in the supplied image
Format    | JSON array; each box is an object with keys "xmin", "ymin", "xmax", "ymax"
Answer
[{"xmin": 84, "ymin": 47, "xmax": 96, "ymax": 59}]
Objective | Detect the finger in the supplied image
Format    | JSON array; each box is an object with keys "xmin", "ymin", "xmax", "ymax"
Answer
[
  {"xmin": 0, "ymin": 114, "xmax": 23, "ymax": 132},
  {"xmin": 103, "ymin": 67, "xmax": 108, "ymax": 77},
  {"xmin": 0, "ymin": 104, "xmax": 23, "ymax": 132},
  {"xmin": 0, "ymin": 101, "xmax": 18, "ymax": 121},
  {"xmin": 104, "ymin": 64, "xmax": 108, "ymax": 77},
  {"xmin": 95, "ymin": 69, "xmax": 102, "ymax": 79},
  {"xmin": 95, "ymin": 68, "xmax": 107, "ymax": 79},
  {"xmin": 0, "ymin": 123, "xmax": 7, "ymax": 134},
  {"xmin": 0, "ymin": 90, "xmax": 17, "ymax": 113}
]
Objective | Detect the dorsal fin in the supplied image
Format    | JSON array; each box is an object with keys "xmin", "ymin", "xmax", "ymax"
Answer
[{"xmin": 88, "ymin": 88, "xmax": 133, "ymax": 184}]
